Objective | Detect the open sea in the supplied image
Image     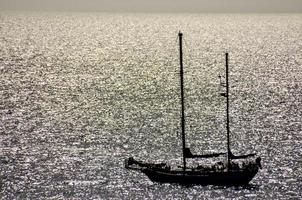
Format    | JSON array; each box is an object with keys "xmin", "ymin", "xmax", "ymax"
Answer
[{"xmin": 0, "ymin": 12, "xmax": 302, "ymax": 199}]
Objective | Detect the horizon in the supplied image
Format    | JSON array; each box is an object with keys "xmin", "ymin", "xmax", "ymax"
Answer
[{"xmin": 0, "ymin": 0, "xmax": 302, "ymax": 13}]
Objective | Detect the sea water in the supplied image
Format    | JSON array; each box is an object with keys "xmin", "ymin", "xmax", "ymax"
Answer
[{"xmin": 0, "ymin": 12, "xmax": 302, "ymax": 199}]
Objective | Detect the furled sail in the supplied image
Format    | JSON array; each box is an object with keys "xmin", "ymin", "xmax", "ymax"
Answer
[
  {"xmin": 229, "ymin": 151, "xmax": 256, "ymax": 159},
  {"xmin": 184, "ymin": 148, "xmax": 226, "ymax": 158}
]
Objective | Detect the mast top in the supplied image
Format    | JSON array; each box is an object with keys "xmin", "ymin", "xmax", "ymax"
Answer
[{"xmin": 178, "ymin": 31, "xmax": 183, "ymax": 37}]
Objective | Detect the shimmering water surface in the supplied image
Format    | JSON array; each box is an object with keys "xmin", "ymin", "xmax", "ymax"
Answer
[{"xmin": 0, "ymin": 12, "xmax": 302, "ymax": 199}]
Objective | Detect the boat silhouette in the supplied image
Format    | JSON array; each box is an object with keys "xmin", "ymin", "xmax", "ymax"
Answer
[{"xmin": 125, "ymin": 32, "xmax": 261, "ymax": 185}]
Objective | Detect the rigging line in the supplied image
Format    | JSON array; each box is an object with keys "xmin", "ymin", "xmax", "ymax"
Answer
[
  {"xmin": 182, "ymin": 35, "xmax": 194, "ymax": 68},
  {"xmin": 175, "ymin": 31, "xmax": 179, "ymax": 43}
]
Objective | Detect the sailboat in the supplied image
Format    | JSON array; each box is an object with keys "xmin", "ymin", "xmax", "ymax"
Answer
[{"xmin": 125, "ymin": 32, "xmax": 261, "ymax": 185}]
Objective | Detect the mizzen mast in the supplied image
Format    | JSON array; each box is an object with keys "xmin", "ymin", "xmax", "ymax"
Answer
[{"xmin": 225, "ymin": 53, "xmax": 231, "ymax": 168}]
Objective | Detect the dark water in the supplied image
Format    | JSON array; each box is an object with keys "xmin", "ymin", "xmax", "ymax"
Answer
[{"xmin": 0, "ymin": 12, "xmax": 302, "ymax": 199}]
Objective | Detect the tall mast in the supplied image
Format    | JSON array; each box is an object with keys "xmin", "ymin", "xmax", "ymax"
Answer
[
  {"xmin": 226, "ymin": 52, "xmax": 231, "ymax": 168},
  {"xmin": 178, "ymin": 32, "xmax": 186, "ymax": 171}
]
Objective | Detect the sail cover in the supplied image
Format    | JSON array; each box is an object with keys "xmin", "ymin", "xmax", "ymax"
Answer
[
  {"xmin": 184, "ymin": 148, "xmax": 226, "ymax": 158},
  {"xmin": 229, "ymin": 151, "xmax": 256, "ymax": 159}
]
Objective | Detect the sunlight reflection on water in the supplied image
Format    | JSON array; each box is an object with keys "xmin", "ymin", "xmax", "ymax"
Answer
[{"xmin": 0, "ymin": 12, "xmax": 302, "ymax": 199}]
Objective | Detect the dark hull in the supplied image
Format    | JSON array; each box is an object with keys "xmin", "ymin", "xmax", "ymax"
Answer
[{"xmin": 142, "ymin": 168, "xmax": 258, "ymax": 185}]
